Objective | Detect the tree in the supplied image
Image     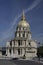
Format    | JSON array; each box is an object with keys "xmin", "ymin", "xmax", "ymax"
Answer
[{"xmin": 37, "ymin": 46, "xmax": 43, "ymax": 57}]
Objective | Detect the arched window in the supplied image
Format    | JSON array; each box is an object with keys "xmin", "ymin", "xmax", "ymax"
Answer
[
  {"xmin": 29, "ymin": 42, "xmax": 31, "ymax": 45},
  {"xmin": 23, "ymin": 32, "xmax": 25, "ymax": 37},
  {"xmin": 18, "ymin": 48, "xmax": 20, "ymax": 55},
  {"xmin": 18, "ymin": 40, "xmax": 20, "ymax": 46},
  {"xmin": 9, "ymin": 49, "xmax": 11, "ymax": 54}
]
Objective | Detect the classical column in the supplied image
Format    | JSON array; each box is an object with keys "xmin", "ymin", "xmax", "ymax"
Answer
[
  {"xmin": 11, "ymin": 47, "xmax": 13, "ymax": 56},
  {"xmin": 20, "ymin": 48, "xmax": 22, "ymax": 55},
  {"xmin": 6, "ymin": 42, "xmax": 10, "ymax": 56},
  {"xmin": 6, "ymin": 47, "xmax": 7, "ymax": 55},
  {"xmin": 25, "ymin": 32, "xmax": 27, "ymax": 38},
  {"xmin": 24, "ymin": 40, "xmax": 26, "ymax": 55},
  {"xmin": 7, "ymin": 47, "xmax": 10, "ymax": 57},
  {"xmin": 22, "ymin": 41, "xmax": 25, "ymax": 56},
  {"xmin": 12, "ymin": 41, "xmax": 14, "ymax": 47}
]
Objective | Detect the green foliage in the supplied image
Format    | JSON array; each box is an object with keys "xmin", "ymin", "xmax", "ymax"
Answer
[{"xmin": 37, "ymin": 46, "xmax": 43, "ymax": 57}]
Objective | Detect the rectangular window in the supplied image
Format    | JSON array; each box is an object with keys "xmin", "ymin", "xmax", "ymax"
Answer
[
  {"xmin": 18, "ymin": 40, "xmax": 20, "ymax": 46},
  {"xmin": 9, "ymin": 49, "xmax": 11, "ymax": 54},
  {"xmin": 23, "ymin": 33, "xmax": 25, "ymax": 37},
  {"xmin": 18, "ymin": 48, "xmax": 20, "ymax": 55},
  {"xmin": 21, "ymin": 40, "xmax": 22, "ymax": 45}
]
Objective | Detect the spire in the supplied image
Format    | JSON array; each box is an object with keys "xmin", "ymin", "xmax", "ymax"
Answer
[{"xmin": 21, "ymin": 10, "xmax": 25, "ymax": 20}]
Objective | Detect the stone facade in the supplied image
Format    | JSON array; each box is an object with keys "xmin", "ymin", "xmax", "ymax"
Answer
[{"xmin": 6, "ymin": 11, "xmax": 37, "ymax": 59}]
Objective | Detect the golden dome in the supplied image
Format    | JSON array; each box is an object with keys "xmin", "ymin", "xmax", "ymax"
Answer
[
  {"xmin": 18, "ymin": 11, "xmax": 30, "ymax": 27},
  {"xmin": 18, "ymin": 20, "xmax": 29, "ymax": 27}
]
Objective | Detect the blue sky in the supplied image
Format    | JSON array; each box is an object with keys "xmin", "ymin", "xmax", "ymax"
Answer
[{"xmin": 0, "ymin": 0, "xmax": 43, "ymax": 46}]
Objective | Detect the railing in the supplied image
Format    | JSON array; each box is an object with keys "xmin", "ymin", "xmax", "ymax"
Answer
[{"xmin": 5, "ymin": 46, "xmax": 37, "ymax": 49}]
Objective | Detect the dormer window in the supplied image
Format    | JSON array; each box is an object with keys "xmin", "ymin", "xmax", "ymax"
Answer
[{"xmin": 24, "ymin": 27, "xmax": 26, "ymax": 30}]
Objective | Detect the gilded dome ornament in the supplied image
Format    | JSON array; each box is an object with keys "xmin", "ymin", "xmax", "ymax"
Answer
[{"xmin": 18, "ymin": 10, "xmax": 30, "ymax": 27}]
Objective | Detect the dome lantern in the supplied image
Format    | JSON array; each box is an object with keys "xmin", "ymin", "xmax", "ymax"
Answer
[
  {"xmin": 21, "ymin": 10, "xmax": 25, "ymax": 21},
  {"xmin": 18, "ymin": 10, "xmax": 30, "ymax": 27}
]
